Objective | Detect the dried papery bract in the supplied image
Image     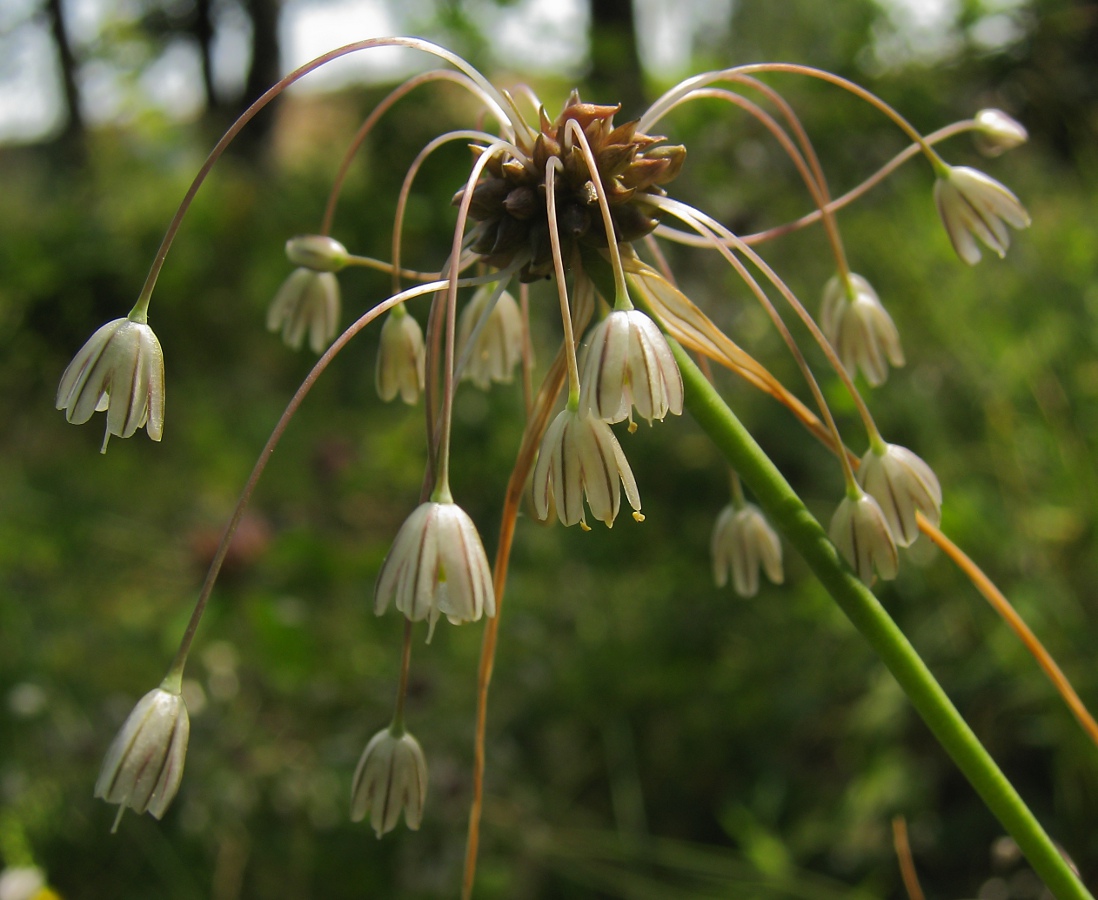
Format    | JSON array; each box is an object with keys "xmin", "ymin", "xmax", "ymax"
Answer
[
  {"xmin": 376, "ymin": 306, "xmax": 426, "ymax": 403},
  {"xmin": 532, "ymin": 407, "xmax": 643, "ymax": 529},
  {"xmin": 857, "ymin": 443, "xmax": 942, "ymax": 547},
  {"xmin": 350, "ymin": 725, "xmax": 428, "ymax": 838},
  {"xmin": 934, "ymin": 165, "xmax": 1031, "ymax": 265},
  {"xmin": 580, "ymin": 309, "xmax": 684, "ymax": 425},
  {"xmin": 456, "ymin": 285, "xmax": 524, "ymax": 390},
  {"xmin": 711, "ymin": 502, "xmax": 784, "ymax": 597},
  {"xmin": 819, "ymin": 274, "xmax": 904, "ymax": 387},
  {"xmin": 829, "ymin": 489, "xmax": 899, "ymax": 585},
  {"xmin": 94, "ymin": 686, "xmax": 189, "ymax": 831},
  {"xmin": 374, "ymin": 501, "xmax": 496, "ymax": 642},
  {"xmin": 56, "ymin": 316, "xmax": 166, "ymax": 453}
]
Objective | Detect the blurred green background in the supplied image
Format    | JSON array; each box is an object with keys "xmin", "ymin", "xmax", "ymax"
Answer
[{"xmin": 1, "ymin": 0, "xmax": 1096, "ymax": 897}]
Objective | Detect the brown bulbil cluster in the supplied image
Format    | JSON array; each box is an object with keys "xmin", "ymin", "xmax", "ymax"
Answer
[{"xmin": 456, "ymin": 92, "xmax": 686, "ymax": 281}]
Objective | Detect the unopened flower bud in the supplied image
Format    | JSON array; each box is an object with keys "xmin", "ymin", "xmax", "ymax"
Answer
[
  {"xmin": 350, "ymin": 726, "xmax": 428, "ymax": 838},
  {"xmin": 94, "ymin": 686, "xmax": 189, "ymax": 831},
  {"xmin": 973, "ymin": 109, "xmax": 1028, "ymax": 157},
  {"xmin": 285, "ymin": 234, "xmax": 349, "ymax": 272},
  {"xmin": 56, "ymin": 315, "xmax": 165, "ymax": 453}
]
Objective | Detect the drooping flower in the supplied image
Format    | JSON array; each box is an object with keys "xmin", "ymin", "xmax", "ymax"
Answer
[
  {"xmin": 973, "ymin": 109, "xmax": 1028, "ymax": 157},
  {"xmin": 580, "ymin": 309, "xmax": 683, "ymax": 425},
  {"xmin": 350, "ymin": 725, "xmax": 428, "ymax": 838},
  {"xmin": 934, "ymin": 165, "xmax": 1031, "ymax": 265},
  {"xmin": 819, "ymin": 273, "xmax": 905, "ymax": 387},
  {"xmin": 56, "ymin": 315, "xmax": 165, "ymax": 453},
  {"xmin": 532, "ymin": 407, "xmax": 642, "ymax": 528},
  {"xmin": 710, "ymin": 502, "xmax": 784, "ymax": 597},
  {"xmin": 376, "ymin": 307, "xmax": 426, "ymax": 404},
  {"xmin": 374, "ymin": 501, "xmax": 495, "ymax": 641},
  {"xmin": 857, "ymin": 443, "xmax": 942, "ymax": 547},
  {"xmin": 456, "ymin": 285, "xmax": 525, "ymax": 390},
  {"xmin": 267, "ymin": 268, "xmax": 340, "ymax": 353},
  {"xmin": 829, "ymin": 488, "xmax": 899, "ymax": 585},
  {"xmin": 94, "ymin": 686, "xmax": 190, "ymax": 831}
]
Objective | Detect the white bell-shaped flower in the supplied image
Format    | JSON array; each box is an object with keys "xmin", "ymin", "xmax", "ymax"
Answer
[
  {"xmin": 857, "ymin": 443, "xmax": 942, "ymax": 547},
  {"xmin": 820, "ymin": 273, "xmax": 904, "ymax": 387},
  {"xmin": 350, "ymin": 725, "xmax": 428, "ymax": 838},
  {"xmin": 934, "ymin": 165, "xmax": 1030, "ymax": 265},
  {"xmin": 829, "ymin": 488, "xmax": 899, "ymax": 586},
  {"xmin": 710, "ymin": 502, "xmax": 784, "ymax": 597},
  {"xmin": 456, "ymin": 285, "xmax": 525, "ymax": 390}
]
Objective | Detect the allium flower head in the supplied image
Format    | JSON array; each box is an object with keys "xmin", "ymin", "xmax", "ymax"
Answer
[
  {"xmin": 267, "ymin": 268, "xmax": 340, "ymax": 353},
  {"xmin": 829, "ymin": 489, "xmax": 899, "ymax": 586},
  {"xmin": 350, "ymin": 726, "xmax": 428, "ymax": 838},
  {"xmin": 284, "ymin": 234, "xmax": 349, "ymax": 272},
  {"xmin": 56, "ymin": 315, "xmax": 165, "ymax": 453},
  {"xmin": 857, "ymin": 443, "xmax": 942, "ymax": 547},
  {"xmin": 376, "ymin": 307, "xmax": 426, "ymax": 404},
  {"xmin": 580, "ymin": 309, "xmax": 683, "ymax": 425},
  {"xmin": 456, "ymin": 285, "xmax": 525, "ymax": 390},
  {"xmin": 710, "ymin": 502, "xmax": 784, "ymax": 597},
  {"xmin": 457, "ymin": 92, "xmax": 685, "ymax": 281},
  {"xmin": 532, "ymin": 407, "xmax": 642, "ymax": 528},
  {"xmin": 374, "ymin": 501, "xmax": 495, "ymax": 642},
  {"xmin": 94, "ymin": 686, "xmax": 189, "ymax": 831},
  {"xmin": 934, "ymin": 165, "xmax": 1031, "ymax": 265},
  {"xmin": 973, "ymin": 109, "xmax": 1028, "ymax": 157},
  {"xmin": 819, "ymin": 273, "xmax": 904, "ymax": 387}
]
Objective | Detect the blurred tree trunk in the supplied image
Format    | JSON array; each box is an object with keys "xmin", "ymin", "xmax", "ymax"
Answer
[
  {"xmin": 194, "ymin": 0, "xmax": 219, "ymax": 112},
  {"xmin": 44, "ymin": 0, "xmax": 84, "ymax": 145},
  {"xmin": 229, "ymin": 0, "xmax": 282, "ymax": 157},
  {"xmin": 588, "ymin": 0, "xmax": 646, "ymax": 116}
]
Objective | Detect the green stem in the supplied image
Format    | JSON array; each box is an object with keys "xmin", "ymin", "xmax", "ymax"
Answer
[{"xmin": 672, "ymin": 340, "xmax": 1092, "ymax": 900}]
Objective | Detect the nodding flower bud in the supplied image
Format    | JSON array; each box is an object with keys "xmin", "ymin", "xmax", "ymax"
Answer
[
  {"xmin": 829, "ymin": 488, "xmax": 899, "ymax": 586},
  {"xmin": 710, "ymin": 502, "xmax": 784, "ymax": 597},
  {"xmin": 94, "ymin": 686, "xmax": 190, "ymax": 832},
  {"xmin": 934, "ymin": 165, "xmax": 1030, "ymax": 266},
  {"xmin": 973, "ymin": 109, "xmax": 1028, "ymax": 157},
  {"xmin": 857, "ymin": 443, "xmax": 942, "ymax": 547},
  {"xmin": 376, "ymin": 307, "xmax": 426, "ymax": 404},
  {"xmin": 56, "ymin": 315, "xmax": 166, "ymax": 453},
  {"xmin": 820, "ymin": 273, "xmax": 904, "ymax": 387},
  {"xmin": 267, "ymin": 268, "xmax": 341, "ymax": 353},
  {"xmin": 456, "ymin": 285, "xmax": 525, "ymax": 390},
  {"xmin": 285, "ymin": 234, "xmax": 349, "ymax": 272},
  {"xmin": 350, "ymin": 725, "xmax": 428, "ymax": 838}
]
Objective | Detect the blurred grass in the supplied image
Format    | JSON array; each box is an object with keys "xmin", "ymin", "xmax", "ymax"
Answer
[{"xmin": 1, "ymin": 50, "xmax": 1097, "ymax": 900}]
